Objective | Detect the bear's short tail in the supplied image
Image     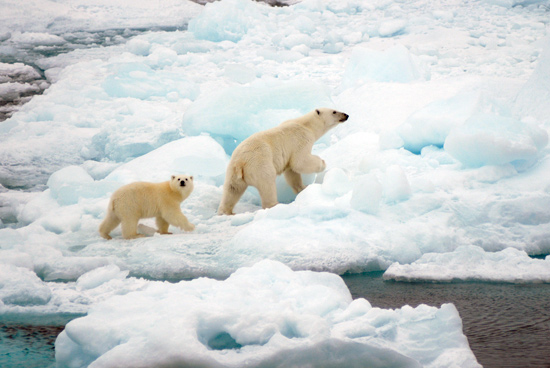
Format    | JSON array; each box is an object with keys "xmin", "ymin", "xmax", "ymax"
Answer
[
  {"xmin": 231, "ymin": 161, "xmax": 245, "ymax": 181},
  {"xmin": 98, "ymin": 200, "xmax": 118, "ymax": 240}
]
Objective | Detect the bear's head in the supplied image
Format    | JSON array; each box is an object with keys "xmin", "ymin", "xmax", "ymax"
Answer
[
  {"xmin": 170, "ymin": 175, "xmax": 194, "ymax": 195},
  {"xmin": 315, "ymin": 108, "xmax": 349, "ymax": 132}
]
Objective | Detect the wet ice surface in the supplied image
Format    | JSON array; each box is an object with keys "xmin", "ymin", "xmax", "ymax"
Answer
[{"xmin": 1, "ymin": 0, "xmax": 550, "ymax": 366}]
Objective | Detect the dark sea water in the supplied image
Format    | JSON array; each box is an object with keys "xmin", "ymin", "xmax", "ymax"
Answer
[
  {"xmin": 343, "ymin": 273, "xmax": 550, "ymax": 368},
  {"xmin": 0, "ymin": 314, "xmax": 77, "ymax": 368},
  {"xmin": 2, "ymin": 274, "xmax": 549, "ymax": 368}
]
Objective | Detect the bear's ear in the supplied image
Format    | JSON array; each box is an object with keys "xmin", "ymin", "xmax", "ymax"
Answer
[
  {"xmin": 171, "ymin": 175, "xmax": 175, "ymax": 180},
  {"xmin": 316, "ymin": 109, "xmax": 320, "ymax": 115},
  {"xmin": 190, "ymin": 176, "xmax": 194, "ymax": 180}
]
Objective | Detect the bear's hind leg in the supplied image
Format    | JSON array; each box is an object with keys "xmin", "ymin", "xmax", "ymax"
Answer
[
  {"xmin": 284, "ymin": 169, "xmax": 306, "ymax": 194},
  {"xmin": 121, "ymin": 218, "xmax": 144, "ymax": 239},
  {"xmin": 98, "ymin": 210, "xmax": 121, "ymax": 240},
  {"xmin": 218, "ymin": 181, "xmax": 248, "ymax": 215},
  {"xmin": 255, "ymin": 179, "xmax": 278, "ymax": 209},
  {"xmin": 156, "ymin": 216, "xmax": 172, "ymax": 234}
]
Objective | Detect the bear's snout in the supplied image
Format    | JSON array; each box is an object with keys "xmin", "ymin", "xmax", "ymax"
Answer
[
  {"xmin": 340, "ymin": 113, "xmax": 349, "ymax": 122},
  {"xmin": 180, "ymin": 181, "xmax": 186, "ymax": 187}
]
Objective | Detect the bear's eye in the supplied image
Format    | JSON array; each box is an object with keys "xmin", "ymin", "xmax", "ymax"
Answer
[{"xmin": 185, "ymin": 178, "xmax": 188, "ymax": 181}]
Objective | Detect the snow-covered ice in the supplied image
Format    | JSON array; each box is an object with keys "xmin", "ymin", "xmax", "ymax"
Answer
[
  {"xmin": 1, "ymin": 0, "xmax": 550, "ymax": 365},
  {"xmin": 55, "ymin": 260, "xmax": 480, "ymax": 368}
]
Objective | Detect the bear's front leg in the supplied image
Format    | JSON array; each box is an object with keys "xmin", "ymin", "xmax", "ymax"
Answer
[
  {"xmin": 156, "ymin": 216, "xmax": 172, "ymax": 234},
  {"xmin": 162, "ymin": 208, "xmax": 195, "ymax": 232},
  {"xmin": 292, "ymin": 154, "xmax": 326, "ymax": 174}
]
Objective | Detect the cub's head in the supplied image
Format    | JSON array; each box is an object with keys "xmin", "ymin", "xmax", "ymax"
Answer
[
  {"xmin": 170, "ymin": 175, "xmax": 194, "ymax": 195},
  {"xmin": 315, "ymin": 108, "xmax": 349, "ymax": 131}
]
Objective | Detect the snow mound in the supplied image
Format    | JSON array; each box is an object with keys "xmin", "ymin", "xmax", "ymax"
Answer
[
  {"xmin": 398, "ymin": 93, "xmax": 481, "ymax": 154},
  {"xmin": 182, "ymin": 80, "xmax": 333, "ymax": 153},
  {"xmin": 55, "ymin": 260, "xmax": 480, "ymax": 368},
  {"xmin": 0, "ymin": 264, "xmax": 51, "ymax": 306},
  {"xmin": 444, "ymin": 113, "xmax": 548, "ymax": 168},
  {"xmin": 341, "ymin": 45, "xmax": 429, "ymax": 88},
  {"xmin": 104, "ymin": 135, "xmax": 229, "ymax": 184}
]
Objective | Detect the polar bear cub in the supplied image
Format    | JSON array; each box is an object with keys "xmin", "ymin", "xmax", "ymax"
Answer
[
  {"xmin": 99, "ymin": 175, "xmax": 195, "ymax": 240},
  {"xmin": 218, "ymin": 108, "xmax": 349, "ymax": 215}
]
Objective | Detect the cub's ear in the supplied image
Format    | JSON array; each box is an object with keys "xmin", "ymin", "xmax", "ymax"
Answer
[
  {"xmin": 171, "ymin": 175, "xmax": 175, "ymax": 180},
  {"xmin": 190, "ymin": 176, "xmax": 194, "ymax": 180},
  {"xmin": 316, "ymin": 109, "xmax": 320, "ymax": 115}
]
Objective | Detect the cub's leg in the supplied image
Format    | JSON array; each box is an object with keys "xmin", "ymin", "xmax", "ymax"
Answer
[
  {"xmin": 161, "ymin": 207, "xmax": 195, "ymax": 232},
  {"xmin": 120, "ymin": 217, "xmax": 144, "ymax": 239},
  {"xmin": 283, "ymin": 169, "xmax": 306, "ymax": 194},
  {"xmin": 292, "ymin": 154, "xmax": 326, "ymax": 174},
  {"xmin": 156, "ymin": 216, "xmax": 172, "ymax": 234},
  {"xmin": 98, "ymin": 209, "xmax": 120, "ymax": 240}
]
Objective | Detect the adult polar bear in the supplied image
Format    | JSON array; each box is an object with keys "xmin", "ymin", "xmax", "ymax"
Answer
[{"xmin": 218, "ymin": 108, "xmax": 349, "ymax": 215}]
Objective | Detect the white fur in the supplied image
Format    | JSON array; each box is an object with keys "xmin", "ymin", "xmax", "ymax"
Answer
[
  {"xmin": 218, "ymin": 108, "xmax": 349, "ymax": 215},
  {"xmin": 99, "ymin": 175, "xmax": 195, "ymax": 239}
]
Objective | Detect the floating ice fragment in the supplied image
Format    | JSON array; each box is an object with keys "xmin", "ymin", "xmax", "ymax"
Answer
[
  {"xmin": 37, "ymin": 256, "xmax": 113, "ymax": 282},
  {"xmin": 77, "ymin": 264, "xmax": 129, "ymax": 290},
  {"xmin": 378, "ymin": 19, "xmax": 407, "ymax": 38},
  {"xmin": 126, "ymin": 38, "xmax": 151, "ymax": 56},
  {"xmin": 384, "ymin": 246, "xmax": 550, "ymax": 283},
  {"xmin": 0, "ymin": 264, "xmax": 51, "ymax": 306},
  {"xmin": 10, "ymin": 32, "xmax": 66, "ymax": 46},
  {"xmin": 55, "ymin": 260, "xmax": 480, "ymax": 368},
  {"xmin": 188, "ymin": 0, "xmax": 263, "ymax": 42}
]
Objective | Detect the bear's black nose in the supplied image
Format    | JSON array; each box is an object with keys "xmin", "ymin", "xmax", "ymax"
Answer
[
  {"xmin": 180, "ymin": 181, "xmax": 186, "ymax": 187},
  {"xmin": 340, "ymin": 114, "xmax": 349, "ymax": 122}
]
